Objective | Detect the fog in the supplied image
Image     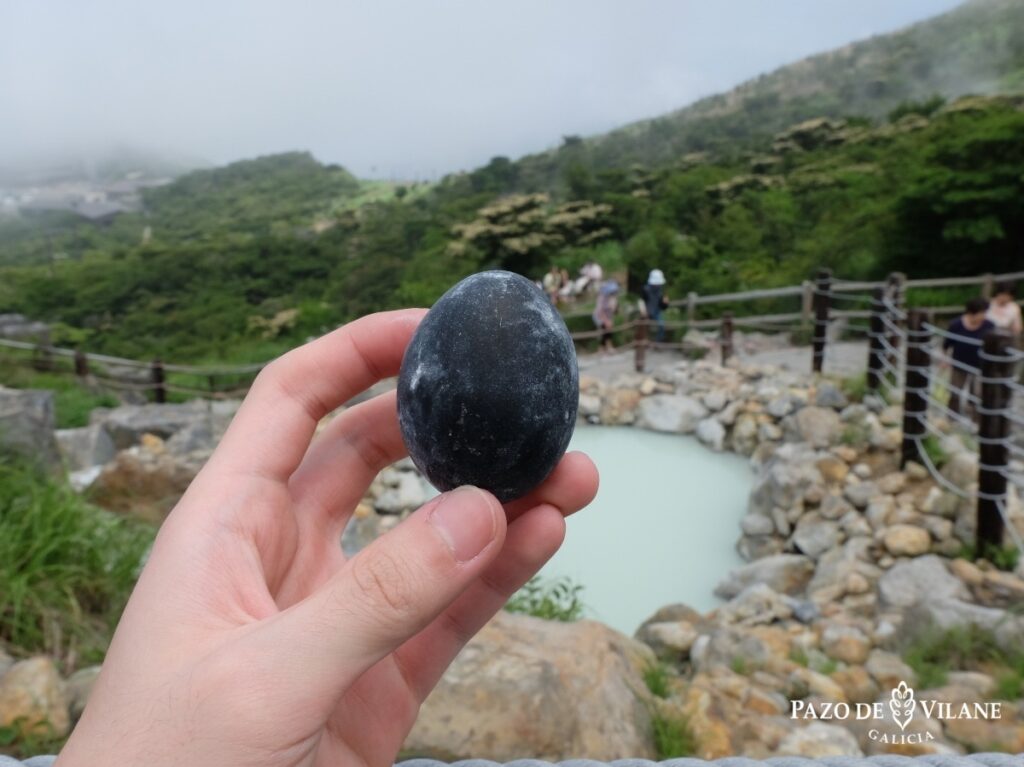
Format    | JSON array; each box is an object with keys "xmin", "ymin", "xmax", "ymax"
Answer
[{"xmin": 1, "ymin": 0, "xmax": 963, "ymax": 180}]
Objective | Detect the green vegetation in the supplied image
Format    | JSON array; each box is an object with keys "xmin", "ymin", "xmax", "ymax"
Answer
[
  {"xmin": 643, "ymin": 661, "xmax": 673, "ymax": 699},
  {"xmin": 958, "ymin": 542, "xmax": 1021, "ymax": 572},
  {"xmin": 0, "ymin": 459, "xmax": 153, "ymax": 667},
  {"xmin": 0, "ymin": 361, "xmax": 118, "ymax": 428},
  {"xmin": 903, "ymin": 624, "xmax": 1024, "ymax": 697},
  {"xmin": 651, "ymin": 710, "xmax": 697, "ymax": 759},
  {"xmin": 504, "ymin": 575, "xmax": 585, "ymax": 622},
  {"xmin": 921, "ymin": 434, "xmax": 950, "ymax": 469},
  {"xmin": 840, "ymin": 373, "xmax": 868, "ymax": 403}
]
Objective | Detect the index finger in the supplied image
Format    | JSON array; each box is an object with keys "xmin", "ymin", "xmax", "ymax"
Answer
[{"xmin": 208, "ymin": 309, "xmax": 426, "ymax": 483}]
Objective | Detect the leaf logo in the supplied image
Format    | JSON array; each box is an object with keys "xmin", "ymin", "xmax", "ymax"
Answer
[{"xmin": 890, "ymin": 681, "xmax": 916, "ymax": 731}]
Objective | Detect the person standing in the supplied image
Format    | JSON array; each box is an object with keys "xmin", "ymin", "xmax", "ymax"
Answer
[
  {"xmin": 542, "ymin": 265, "xmax": 561, "ymax": 305},
  {"xmin": 593, "ymin": 279, "xmax": 619, "ymax": 353},
  {"xmin": 986, "ymin": 282, "xmax": 1023, "ymax": 336},
  {"xmin": 642, "ymin": 269, "xmax": 669, "ymax": 342},
  {"xmin": 943, "ymin": 297, "xmax": 995, "ymax": 417}
]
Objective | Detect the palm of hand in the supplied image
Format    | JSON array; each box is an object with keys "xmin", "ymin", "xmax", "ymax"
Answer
[{"xmin": 58, "ymin": 309, "xmax": 597, "ymax": 767}]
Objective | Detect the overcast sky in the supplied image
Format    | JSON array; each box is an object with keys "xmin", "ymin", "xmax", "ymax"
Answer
[{"xmin": 1, "ymin": 0, "xmax": 964, "ymax": 180}]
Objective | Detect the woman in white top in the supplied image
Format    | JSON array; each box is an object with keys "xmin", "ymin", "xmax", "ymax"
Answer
[{"xmin": 987, "ymin": 281, "xmax": 1023, "ymax": 335}]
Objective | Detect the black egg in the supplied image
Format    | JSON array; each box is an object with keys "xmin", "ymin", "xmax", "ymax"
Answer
[{"xmin": 397, "ymin": 270, "xmax": 579, "ymax": 503}]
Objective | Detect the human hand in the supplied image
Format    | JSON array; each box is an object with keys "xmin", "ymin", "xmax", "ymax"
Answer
[{"xmin": 57, "ymin": 309, "xmax": 598, "ymax": 767}]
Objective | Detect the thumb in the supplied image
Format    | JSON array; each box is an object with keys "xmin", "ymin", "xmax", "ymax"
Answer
[{"xmin": 248, "ymin": 486, "xmax": 505, "ymax": 702}]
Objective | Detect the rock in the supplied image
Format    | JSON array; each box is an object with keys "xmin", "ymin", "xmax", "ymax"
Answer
[
  {"xmin": 702, "ymin": 390, "xmax": 728, "ymax": 412},
  {"xmin": 840, "ymin": 510, "xmax": 872, "ymax": 537},
  {"xmin": 905, "ymin": 461, "xmax": 928, "ymax": 481},
  {"xmin": 779, "ymin": 722, "xmax": 863, "ymax": 757},
  {"xmin": 786, "ymin": 667, "xmax": 847, "ymax": 702},
  {"xmin": 0, "ymin": 386, "xmax": 61, "ymax": 469},
  {"xmin": 865, "ymin": 497, "xmax": 894, "ymax": 529},
  {"xmin": 978, "ymin": 569, "xmax": 1024, "ymax": 608},
  {"xmin": 807, "ymin": 538, "xmax": 881, "ymax": 603},
  {"xmin": 716, "ymin": 583, "xmax": 793, "ymax": 626},
  {"xmin": 578, "ymin": 393, "xmax": 601, "ymax": 418},
  {"xmin": 792, "ymin": 514, "xmax": 842, "ymax": 558},
  {"xmin": 374, "ymin": 470, "xmax": 431, "ymax": 514},
  {"xmin": 600, "ymin": 388, "xmax": 642, "ymax": 426},
  {"xmin": 865, "ymin": 649, "xmax": 916, "ymax": 689},
  {"xmin": 900, "ymin": 598, "xmax": 1024, "ymax": 652},
  {"xmin": 66, "ymin": 665, "xmax": 101, "ymax": 721},
  {"xmin": 639, "ymin": 621, "xmax": 699, "ymax": 658},
  {"xmin": 821, "ymin": 623, "xmax": 871, "ymax": 664},
  {"xmin": 844, "ymin": 481, "xmax": 880, "ymax": 509},
  {"xmin": 767, "ymin": 395, "xmax": 796, "ymax": 418},
  {"xmin": 852, "ymin": 462, "xmax": 873, "ymax": 479},
  {"xmin": 696, "ymin": 417, "xmax": 726, "ymax": 451},
  {"xmin": 878, "ymin": 555, "xmax": 970, "ymax": 609},
  {"xmin": 879, "ymin": 405, "xmax": 902, "ymax": 426},
  {"xmin": 740, "ymin": 513, "xmax": 776, "ymax": 537},
  {"xmin": 747, "ymin": 443, "xmax": 824, "ymax": 517},
  {"xmin": 89, "ymin": 443, "xmax": 205, "ymax": 522},
  {"xmin": 816, "ymin": 455, "xmax": 849, "ymax": 484},
  {"xmin": 758, "ymin": 422, "xmax": 783, "ymax": 442},
  {"xmin": 815, "ymin": 383, "xmax": 849, "ymax": 410},
  {"xmin": 876, "ymin": 472, "xmax": 906, "ymax": 494},
  {"xmin": 405, "ymin": 611, "xmax": 656, "ymax": 760},
  {"xmin": 819, "ymin": 493, "xmax": 854, "ymax": 520},
  {"xmin": 950, "ymin": 557, "xmax": 985, "ymax": 587},
  {"xmin": 882, "ymin": 525, "xmax": 931, "ymax": 556},
  {"xmin": 942, "ymin": 451, "xmax": 979, "ymax": 490},
  {"xmin": 731, "ymin": 413, "xmax": 759, "ymax": 455},
  {"xmin": 715, "ymin": 554, "xmax": 815, "ymax": 599},
  {"xmin": 789, "ymin": 406, "xmax": 842, "ymax": 448},
  {"xmin": 635, "ymin": 394, "xmax": 707, "ymax": 434},
  {"xmin": 694, "ymin": 626, "xmax": 781, "ymax": 673},
  {"xmin": 55, "ymin": 424, "xmax": 117, "ymax": 472},
  {"xmin": 0, "ymin": 657, "xmax": 70, "ymax": 738},
  {"xmin": 93, "ymin": 401, "xmax": 211, "ymax": 449},
  {"xmin": 831, "ymin": 666, "xmax": 879, "ymax": 704}
]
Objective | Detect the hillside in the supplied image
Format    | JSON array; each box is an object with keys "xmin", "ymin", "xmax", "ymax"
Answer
[{"xmin": 508, "ymin": 0, "xmax": 1024, "ymax": 192}]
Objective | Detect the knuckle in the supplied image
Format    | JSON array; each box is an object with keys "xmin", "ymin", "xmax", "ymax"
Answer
[{"xmin": 349, "ymin": 551, "xmax": 418, "ymax": 620}]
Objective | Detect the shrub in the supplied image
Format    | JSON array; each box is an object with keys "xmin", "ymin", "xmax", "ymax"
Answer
[
  {"xmin": 643, "ymin": 662, "xmax": 672, "ymax": 699},
  {"xmin": 504, "ymin": 575, "xmax": 585, "ymax": 622},
  {"xmin": 0, "ymin": 459, "xmax": 153, "ymax": 667},
  {"xmin": 651, "ymin": 710, "xmax": 697, "ymax": 759}
]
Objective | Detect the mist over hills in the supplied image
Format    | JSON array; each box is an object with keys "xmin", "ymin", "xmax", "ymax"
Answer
[{"xmin": 509, "ymin": 0, "xmax": 1024, "ymax": 191}]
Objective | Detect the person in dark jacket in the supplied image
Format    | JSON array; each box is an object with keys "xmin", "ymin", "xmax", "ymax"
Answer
[
  {"xmin": 943, "ymin": 297, "xmax": 994, "ymax": 417},
  {"xmin": 642, "ymin": 269, "xmax": 669, "ymax": 342}
]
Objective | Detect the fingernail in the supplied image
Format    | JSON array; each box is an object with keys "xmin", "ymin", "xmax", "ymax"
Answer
[{"xmin": 428, "ymin": 486, "xmax": 498, "ymax": 563}]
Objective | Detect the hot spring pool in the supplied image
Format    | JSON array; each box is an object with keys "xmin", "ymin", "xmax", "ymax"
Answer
[{"xmin": 539, "ymin": 426, "xmax": 753, "ymax": 635}]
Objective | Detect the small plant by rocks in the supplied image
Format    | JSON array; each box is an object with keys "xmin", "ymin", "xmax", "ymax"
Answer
[{"xmin": 504, "ymin": 575, "xmax": 585, "ymax": 622}]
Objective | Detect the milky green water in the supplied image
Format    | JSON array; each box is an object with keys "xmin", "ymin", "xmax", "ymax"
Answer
[{"xmin": 539, "ymin": 426, "xmax": 753, "ymax": 635}]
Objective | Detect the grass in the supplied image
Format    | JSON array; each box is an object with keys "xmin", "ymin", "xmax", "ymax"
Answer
[
  {"xmin": 840, "ymin": 422, "xmax": 871, "ymax": 447},
  {"xmin": 903, "ymin": 624, "xmax": 1018, "ymax": 691},
  {"xmin": 920, "ymin": 434, "xmax": 949, "ymax": 469},
  {"xmin": 0, "ymin": 457, "xmax": 153, "ymax": 668},
  {"xmin": 643, "ymin": 661, "xmax": 673, "ymax": 699},
  {"xmin": 958, "ymin": 542, "xmax": 1021, "ymax": 572},
  {"xmin": 504, "ymin": 575, "xmax": 585, "ymax": 622},
  {"xmin": 651, "ymin": 711, "xmax": 697, "ymax": 759},
  {"xmin": 0, "ymin": 358, "xmax": 119, "ymax": 428},
  {"xmin": 840, "ymin": 373, "xmax": 868, "ymax": 403}
]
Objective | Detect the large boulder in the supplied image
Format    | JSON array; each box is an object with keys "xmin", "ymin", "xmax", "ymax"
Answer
[
  {"xmin": 715, "ymin": 554, "xmax": 815, "ymax": 599},
  {"xmin": 93, "ymin": 401, "xmax": 212, "ymax": 449},
  {"xmin": 403, "ymin": 611, "xmax": 656, "ymax": 760},
  {"xmin": 635, "ymin": 394, "xmax": 707, "ymax": 434},
  {"xmin": 0, "ymin": 386, "xmax": 60, "ymax": 469},
  {"xmin": 878, "ymin": 555, "xmax": 970, "ymax": 609},
  {"xmin": 55, "ymin": 424, "xmax": 116, "ymax": 471}
]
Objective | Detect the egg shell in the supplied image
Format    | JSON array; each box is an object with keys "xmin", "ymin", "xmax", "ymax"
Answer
[{"xmin": 397, "ymin": 270, "xmax": 579, "ymax": 503}]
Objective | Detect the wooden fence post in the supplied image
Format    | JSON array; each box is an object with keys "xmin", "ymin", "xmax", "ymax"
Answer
[
  {"xmin": 634, "ymin": 320, "xmax": 648, "ymax": 373},
  {"xmin": 151, "ymin": 359, "xmax": 166, "ymax": 404},
  {"xmin": 721, "ymin": 311, "xmax": 734, "ymax": 366},
  {"xmin": 901, "ymin": 309, "xmax": 930, "ymax": 467},
  {"xmin": 977, "ymin": 330, "xmax": 1012, "ymax": 555},
  {"xmin": 812, "ymin": 268, "xmax": 831, "ymax": 374},
  {"xmin": 73, "ymin": 350, "xmax": 89, "ymax": 378},
  {"xmin": 686, "ymin": 292, "xmax": 697, "ymax": 325},
  {"xmin": 867, "ymin": 286, "xmax": 885, "ymax": 393}
]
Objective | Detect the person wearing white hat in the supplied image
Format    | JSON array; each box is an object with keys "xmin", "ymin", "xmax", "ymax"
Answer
[{"xmin": 643, "ymin": 269, "xmax": 669, "ymax": 342}]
